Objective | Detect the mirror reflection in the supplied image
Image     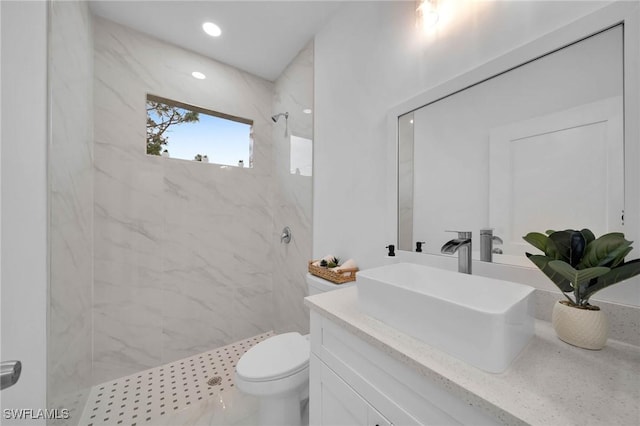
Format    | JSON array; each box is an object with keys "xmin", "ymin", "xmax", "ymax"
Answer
[{"xmin": 398, "ymin": 25, "xmax": 624, "ymax": 266}]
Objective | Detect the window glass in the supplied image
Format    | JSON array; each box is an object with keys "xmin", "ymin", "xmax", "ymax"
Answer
[{"xmin": 146, "ymin": 95, "xmax": 253, "ymax": 167}]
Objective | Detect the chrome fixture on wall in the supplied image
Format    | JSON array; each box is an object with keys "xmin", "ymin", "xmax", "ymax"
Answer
[
  {"xmin": 280, "ymin": 226, "xmax": 292, "ymax": 244},
  {"xmin": 271, "ymin": 112, "xmax": 289, "ymax": 137}
]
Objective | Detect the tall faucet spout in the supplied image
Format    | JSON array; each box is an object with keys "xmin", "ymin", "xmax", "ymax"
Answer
[
  {"xmin": 441, "ymin": 238, "xmax": 471, "ymax": 254},
  {"xmin": 441, "ymin": 231, "xmax": 472, "ymax": 274}
]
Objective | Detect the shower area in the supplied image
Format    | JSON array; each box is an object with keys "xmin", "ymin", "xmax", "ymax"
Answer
[{"xmin": 48, "ymin": 1, "xmax": 313, "ymax": 424}]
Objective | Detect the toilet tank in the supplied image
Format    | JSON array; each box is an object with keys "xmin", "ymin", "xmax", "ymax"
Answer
[{"xmin": 306, "ymin": 273, "xmax": 355, "ymax": 296}]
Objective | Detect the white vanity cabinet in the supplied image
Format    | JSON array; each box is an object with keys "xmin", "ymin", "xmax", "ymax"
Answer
[
  {"xmin": 315, "ymin": 355, "xmax": 392, "ymax": 426},
  {"xmin": 309, "ymin": 311, "xmax": 502, "ymax": 426}
]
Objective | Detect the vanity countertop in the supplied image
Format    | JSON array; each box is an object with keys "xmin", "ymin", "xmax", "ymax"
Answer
[{"xmin": 304, "ymin": 286, "xmax": 640, "ymax": 426}]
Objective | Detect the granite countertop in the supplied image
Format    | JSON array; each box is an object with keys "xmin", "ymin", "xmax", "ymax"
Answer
[{"xmin": 305, "ymin": 286, "xmax": 640, "ymax": 426}]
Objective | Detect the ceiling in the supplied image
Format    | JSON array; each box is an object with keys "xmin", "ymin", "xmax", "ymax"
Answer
[{"xmin": 88, "ymin": 1, "xmax": 345, "ymax": 82}]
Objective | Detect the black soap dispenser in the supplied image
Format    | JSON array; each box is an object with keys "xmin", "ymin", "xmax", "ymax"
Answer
[
  {"xmin": 386, "ymin": 244, "xmax": 395, "ymax": 257},
  {"xmin": 416, "ymin": 241, "xmax": 425, "ymax": 252}
]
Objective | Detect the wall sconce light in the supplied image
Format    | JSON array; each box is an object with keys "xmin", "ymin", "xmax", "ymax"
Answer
[{"xmin": 416, "ymin": 0, "xmax": 439, "ymax": 31}]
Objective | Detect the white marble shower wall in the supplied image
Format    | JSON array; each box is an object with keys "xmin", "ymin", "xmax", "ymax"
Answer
[
  {"xmin": 49, "ymin": 0, "xmax": 94, "ymax": 414},
  {"xmin": 272, "ymin": 42, "xmax": 314, "ymax": 334},
  {"xmin": 92, "ymin": 18, "xmax": 275, "ymax": 384}
]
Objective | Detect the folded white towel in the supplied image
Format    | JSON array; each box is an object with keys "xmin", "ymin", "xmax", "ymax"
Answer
[
  {"xmin": 331, "ymin": 258, "xmax": 358, "ymax": 276},
  {"xmin": 338, "ymin": 258, "xmax": 357, "ymax": 270}
]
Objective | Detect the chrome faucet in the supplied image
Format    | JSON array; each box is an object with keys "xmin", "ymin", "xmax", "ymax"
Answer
[
  {"xmin": 441, "ymin": 231, "xmax": 472, "ymax": 274},
  {"xmin": 479, "ymin": 228, "xmax": 503, "ymax": 263}
]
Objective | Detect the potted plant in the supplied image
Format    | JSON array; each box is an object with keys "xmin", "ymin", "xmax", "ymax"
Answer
[{"xmin": 523, "ymin": 229, "xmax": 640, "ymax": 349}]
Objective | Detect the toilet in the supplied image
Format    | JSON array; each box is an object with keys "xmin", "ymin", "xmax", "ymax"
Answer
[{"xmin": 234, "ymin": 274, "xmax": 355, "ymax": 426}]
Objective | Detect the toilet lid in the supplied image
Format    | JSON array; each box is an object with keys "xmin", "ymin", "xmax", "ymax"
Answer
[{"xmin": 236, "ymin": 332, "xmax": 310, "ymax": 382}]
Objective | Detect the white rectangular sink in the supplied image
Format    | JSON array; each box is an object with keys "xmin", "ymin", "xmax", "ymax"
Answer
[{"xmin": 357, "ymin": 263, "xmax": 534, "ymax": 373}]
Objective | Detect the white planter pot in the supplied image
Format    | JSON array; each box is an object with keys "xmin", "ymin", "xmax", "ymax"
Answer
[{"xmin": 551, "ymin": 301, "xmax": 608, "ymax": 350}]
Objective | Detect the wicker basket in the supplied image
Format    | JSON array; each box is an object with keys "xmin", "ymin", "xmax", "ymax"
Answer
[{"xmin": 308, "ymin": 260, "xmax": 358, "ymax": 284}]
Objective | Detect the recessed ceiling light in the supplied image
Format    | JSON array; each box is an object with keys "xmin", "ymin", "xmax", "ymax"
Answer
[
  {"xmin": 202, "ymin": 22, "xmax": 222, "ymax": 37},
  {"xmin": 192, "ymin": 71, "xmax": 206, "ymax": 80},
  {"xmin": 303, "ymin": 108, "xmax": 312, "ymax": 114}
]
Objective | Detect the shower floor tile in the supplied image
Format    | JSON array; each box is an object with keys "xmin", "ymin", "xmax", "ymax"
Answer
[{"xmin": 78, "ymin": 331, "xmax": 274, "ymax": 426}]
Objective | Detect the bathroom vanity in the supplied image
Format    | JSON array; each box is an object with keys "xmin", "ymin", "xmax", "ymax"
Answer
[{"xmin": 305, "ymin": 287, "xmax": 640, "ymax": 426}]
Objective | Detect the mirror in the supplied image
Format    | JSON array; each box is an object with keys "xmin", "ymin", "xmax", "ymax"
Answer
[{"xmin": 398, "ymin": 25, "xmax": 626, "ymax": 266}]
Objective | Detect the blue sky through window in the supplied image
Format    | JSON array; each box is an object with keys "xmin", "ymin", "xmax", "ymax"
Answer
[{"xmin": 148, "ymin": 103, "xmax": 252, "ymax": 167}]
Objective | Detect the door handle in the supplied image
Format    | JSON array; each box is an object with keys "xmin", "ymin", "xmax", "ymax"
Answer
[{"xmin": 1, "ymin": 360, "xmax": 22, "ymax": 390}]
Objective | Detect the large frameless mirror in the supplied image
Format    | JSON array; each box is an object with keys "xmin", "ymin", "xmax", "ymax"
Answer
[{"xmin": 397, "ymin": 25, "xmax": 626, "ymax": 266}]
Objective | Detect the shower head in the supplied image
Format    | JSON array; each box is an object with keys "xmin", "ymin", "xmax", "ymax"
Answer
[
  {"xmin": 271, "ymin": 112, "xmax": 290, "ymax": 137},
  {"xmin": 271, "ymin": 112, "xmax": 289, "ymax": 123}
]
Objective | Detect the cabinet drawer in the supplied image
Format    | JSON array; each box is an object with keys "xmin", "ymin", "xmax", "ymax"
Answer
[
  {"xmin": 311, "ymin": 312, "xmax": 500, "ymax": 426},
  {"xmin": 316, "ymin": 356, "xmax": 392, "ymax": 426}
]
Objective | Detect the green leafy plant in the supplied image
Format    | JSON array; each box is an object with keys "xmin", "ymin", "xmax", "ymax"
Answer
[
  {"xmin": 523, "ymin": 229, "xmax": 640, "ymax": 308},
  {"xmin": 319, "ymin": 257, "xmax": 340, "ymax": 268}
]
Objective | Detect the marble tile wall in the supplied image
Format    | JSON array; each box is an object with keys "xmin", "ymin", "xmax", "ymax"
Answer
[
  {"xmin": 272, "ymin": 42, "xmax": 314, "ymax": 334},
  {"xmin": 48, "ymin": 0, "xmax": 94, "ymax": 419},
  {"xmin": 92, "ymin": 17, "xmax": 275, "ymax": 384}
]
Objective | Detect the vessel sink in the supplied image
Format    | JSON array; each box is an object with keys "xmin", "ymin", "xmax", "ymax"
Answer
[{"xmin": 357, "ymin": 262, "xmax": 534, "ymax": 373}]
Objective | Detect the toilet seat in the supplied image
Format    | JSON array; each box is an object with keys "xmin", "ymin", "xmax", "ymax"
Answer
[{"xmin": 236, "ymin": 332, "xmax": 309, "ymax": 382}]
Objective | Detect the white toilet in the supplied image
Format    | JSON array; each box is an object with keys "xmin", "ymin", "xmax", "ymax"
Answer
[{"xmin": 234, "ymin": 274, "xmax": 355, "ymax": 426}]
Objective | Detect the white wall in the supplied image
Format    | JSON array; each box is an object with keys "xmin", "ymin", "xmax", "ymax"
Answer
[
  {"xmin": 0, "ymin": 0, "xmax": 48, "ymax": 423},
  {"xmin": 314, "ymin": 0, "xmax": 611, "ymax": 269}
]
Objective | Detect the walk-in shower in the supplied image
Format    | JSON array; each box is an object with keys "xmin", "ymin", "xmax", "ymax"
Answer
[{"xmin": 47, "ymin": 2, "xmax": 314, "ymax": 425}]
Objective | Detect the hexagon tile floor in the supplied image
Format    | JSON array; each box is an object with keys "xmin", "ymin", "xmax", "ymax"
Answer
[{"xmin": 78, "ymin": 332, "xmax": 274, "ymax": 426}]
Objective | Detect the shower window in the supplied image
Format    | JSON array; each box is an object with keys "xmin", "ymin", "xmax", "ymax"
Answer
[{"xmin": 146, "ymin": 94, "xmax": 254, "ymax": 167}]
